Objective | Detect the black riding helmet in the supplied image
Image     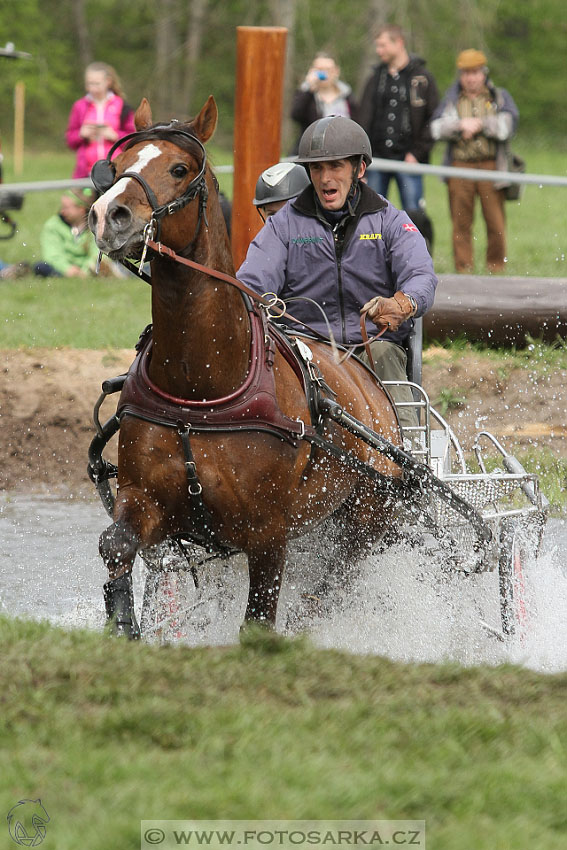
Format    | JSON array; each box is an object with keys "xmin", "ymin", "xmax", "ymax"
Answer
[
  {"xmin": 296, "ymin": 116, "xmax": 372, "ymax": 166},
  {"xmin": 296, "ymin": 116, "xmax": 372, "ymax": 205},
  {"xmin": 253, "ymin": 162, "xmax": 311, "ymax": 207}
]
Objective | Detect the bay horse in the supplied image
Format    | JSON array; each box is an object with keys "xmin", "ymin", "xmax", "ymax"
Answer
[{"xmin": 88, "ymin": 95, "xmax": 403, "ymax": 638}]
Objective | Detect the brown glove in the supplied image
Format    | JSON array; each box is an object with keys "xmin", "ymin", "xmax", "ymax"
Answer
[{"xmin": 361, "ymin": 291, "xmax": 417, "ymax": 331}]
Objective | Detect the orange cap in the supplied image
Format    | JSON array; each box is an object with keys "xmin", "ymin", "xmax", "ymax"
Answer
[{"xmin": 457, "ymin": 49, "xmax": 487, "ymax": 70}]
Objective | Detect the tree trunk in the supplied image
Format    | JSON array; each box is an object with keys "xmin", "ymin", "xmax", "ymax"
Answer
[
  {"xmin": 182, "ymin": 0, "xmax": 210, "ymax": 113},
  {"xmin": 269, "ymin": 0, "xmax": 297, "ymax": 154},
  {"xmin": 357, "ymin": 0, "xmax": 390, "ymax": 93},
  {"xmin": 72, "ymin": 0, "xmax": 91, "ymax": 69},
  {"xmin": 154, "ymin": 0, "xmax": 180, "ymax": 118}
]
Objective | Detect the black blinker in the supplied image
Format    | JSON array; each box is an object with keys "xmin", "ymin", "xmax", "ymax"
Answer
[{"xmin": 91, "ymin": 159, "xmax": 116, "ymax": 194}]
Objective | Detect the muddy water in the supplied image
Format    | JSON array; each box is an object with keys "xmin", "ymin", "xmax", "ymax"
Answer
[{"xmin": 1, "ymin": 492, "xmax": 566, "ymax": 673}]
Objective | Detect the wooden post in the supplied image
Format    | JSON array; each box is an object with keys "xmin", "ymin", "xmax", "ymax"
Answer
[
  {"xmin": 13, "ymin": 81, "xmax": 25, "ymax": 176},
  {"xmin": 231, "ymin": 26, "xmax": 287, "ymax": 269}
]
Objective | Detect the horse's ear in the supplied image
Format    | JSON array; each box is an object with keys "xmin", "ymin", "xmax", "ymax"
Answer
[
  {"xmin": 134, "ymin": 98, "xmax": 153, "ymax": 131},
  {"xmin": 189, "ymin": 96, "xmax": 218, "ymax": 143}
]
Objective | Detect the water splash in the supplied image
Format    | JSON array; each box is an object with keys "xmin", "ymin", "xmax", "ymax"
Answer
[{"xmin": 1, "ymin": 494, "xmax": 566, "ymax": 673}]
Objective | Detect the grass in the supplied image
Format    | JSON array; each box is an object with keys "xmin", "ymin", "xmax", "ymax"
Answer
[
  {"xmin": 0, "ymin": 139, "xmax": 565, "ymax": 276},
  {"xmin": 1, "ymin": 616, "xmax": 566, "ymax": 850},
  {"xmin": 427, "ymin": 333, "xmax": 567, "ymax": 377},
  {"xmin": 1, "ymin": 274, "xmax": 151, "ymax": 348}
]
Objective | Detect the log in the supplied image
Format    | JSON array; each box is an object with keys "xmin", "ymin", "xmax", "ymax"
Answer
[{"xmin": 424, "ymin": 275, "xmax": 567, "ymax": 345}]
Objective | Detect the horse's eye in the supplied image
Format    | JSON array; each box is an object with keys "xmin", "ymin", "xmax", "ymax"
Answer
[{"xmin": 170, "ymin": 164, "xmax": 189, "ymax": 179}]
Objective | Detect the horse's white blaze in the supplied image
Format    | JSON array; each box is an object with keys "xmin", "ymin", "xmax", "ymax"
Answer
[{"xmin": 92, "ymin": 143, "xmax": 163, "ymax": 243}]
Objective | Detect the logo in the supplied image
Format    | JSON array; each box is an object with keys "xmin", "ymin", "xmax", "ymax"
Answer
[
  {"xmin": 359, "ymin": 233, "xmax": 382, "ymax": 240},
  {"xmin": 291, "ymin": 236, "xmax": 324, "ymax": 245},
  {"xmin": 7, "ymin": 800, "xmax": 50, "ymax": 846},
  {"xmin": 402, "ymin": 222, "xmax": 419, "ymax": 232}
]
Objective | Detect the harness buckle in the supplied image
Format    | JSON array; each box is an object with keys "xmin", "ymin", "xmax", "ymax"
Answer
[
  {"xmin": 189, "ymin": 482, "xmax": 203, "ymax": 496},
  {"xmin": 295, "ymin": 418, "xmax": 306, "ymax": 439},
  {"xmin": 139, "ymin": 219, "xmax": 157, "ymax": 271}
]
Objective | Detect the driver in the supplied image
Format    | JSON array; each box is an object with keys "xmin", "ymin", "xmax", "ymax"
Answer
[{"xmin": 237, "ymin": 115, "xmax": 437, "ymax": 434}]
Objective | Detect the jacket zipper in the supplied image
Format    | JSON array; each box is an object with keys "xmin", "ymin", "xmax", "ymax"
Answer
[{"xmin": 333, "ymin": 222, "xmax": 347, "ymax": 342}]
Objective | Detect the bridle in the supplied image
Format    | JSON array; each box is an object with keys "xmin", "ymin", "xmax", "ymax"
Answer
[
  {"xmin": 90, "ymin": 120, "xmax": 210, "ymax": 255},
  {"xmin": 91, "ymin": 123, "xmax": 387, "ymax": 368}
]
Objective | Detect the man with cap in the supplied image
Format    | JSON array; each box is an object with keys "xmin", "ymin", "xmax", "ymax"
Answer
[
  {"xmin": 237, "ymin": 115, "xmax": 437, "ymax": 435},
  {"xmin": 253, "ymin": 162, "xmax": 311, "ymax": 222},
  {"xmin": 430, "ymin": 49, "xmax": 519, "ymax": 273}
]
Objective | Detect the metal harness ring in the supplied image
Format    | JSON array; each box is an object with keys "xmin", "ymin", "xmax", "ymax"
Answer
[{"xmin": 263, "ymin": 292, "xmax": 287, "ymax": 320}]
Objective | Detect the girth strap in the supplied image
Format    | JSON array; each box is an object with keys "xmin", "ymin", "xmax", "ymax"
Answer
[{"xmin": 176, "ymin": 422, "xmax": 220, "ymax": 553}]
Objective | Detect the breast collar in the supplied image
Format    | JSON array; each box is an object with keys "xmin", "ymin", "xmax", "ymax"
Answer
[{"xmin": 117, "ymin": 310, "xmax": 309, "ymax": 445}]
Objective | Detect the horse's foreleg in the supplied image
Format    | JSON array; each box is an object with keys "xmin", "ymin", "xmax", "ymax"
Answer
[
  {"xmin": 99, "ymin": 519, "xmax": 142, "ymax": 639},
  {"xmin": 244, "ymin": 536, "xmax": 286, "ymax": 627}
]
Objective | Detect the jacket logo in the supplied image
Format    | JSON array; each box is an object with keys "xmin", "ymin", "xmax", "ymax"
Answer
[
  {"xmin": 291, "ymin": 236, "xmax": 325, "ymax": 245},
  {"xmin": 359, "ymin": 233, "xmax": 382, "ymax": 240}
]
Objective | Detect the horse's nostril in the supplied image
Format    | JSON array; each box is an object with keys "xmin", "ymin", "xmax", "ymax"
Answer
[{"xmin": 109, "ymin": 204, "xmax": 132, "ymax": 230}]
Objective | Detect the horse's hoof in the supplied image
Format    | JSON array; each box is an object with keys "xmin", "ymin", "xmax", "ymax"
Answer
[
  {"xmin": 103, "ymin": 574, "xmax": 140, "ymax": 640},
  {"xmin": 105, "ymin": 613, "xmax": 141, "ymax": 640}
]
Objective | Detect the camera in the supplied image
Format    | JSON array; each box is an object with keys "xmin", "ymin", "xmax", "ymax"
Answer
[
  {"xmin": 316, "ymin": 71, "xmax": 328, "ymax": 80},
  {"xmin": 0, "ymin": 190, "xmax": 24, "ymax": 213}
]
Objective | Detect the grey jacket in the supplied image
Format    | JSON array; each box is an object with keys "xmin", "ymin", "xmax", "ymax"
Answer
[
  {"xmin": 237, "ymin": 183, "xmax": 437, "ymax": 347},
  {"xmin": 430, "ymin": 78, "xmax": 519, "ymax": 186}
]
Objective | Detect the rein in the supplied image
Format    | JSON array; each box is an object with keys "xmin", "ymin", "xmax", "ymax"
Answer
[
  {"xmin": 140, "ymin": 237, "xmax": 387, "ymax": 366},
  {"xmin": 94, "ymin": 122, "xmax": 387, "ymax": 363}
]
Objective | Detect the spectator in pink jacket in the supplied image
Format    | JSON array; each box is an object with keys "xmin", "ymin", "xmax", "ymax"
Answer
[{"xmin": 65, "ymin": 61, "xmax": 136, "ymax": 178}]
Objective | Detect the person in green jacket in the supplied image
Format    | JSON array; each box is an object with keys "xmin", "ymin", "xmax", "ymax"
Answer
[{"xmin": 36, "ymin": 187, "xmax": 100, "ymax": 277}]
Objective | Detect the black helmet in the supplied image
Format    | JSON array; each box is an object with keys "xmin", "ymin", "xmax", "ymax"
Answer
[
  {"xmin": 296, "ymin": 116, "xmax": 372, "ymax": 166},
  {"xmin": 253, "ymin": 162, "xmax": 311, "ymax": 206}
]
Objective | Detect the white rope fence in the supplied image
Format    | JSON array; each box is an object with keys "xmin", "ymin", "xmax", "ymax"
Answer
[{"xmin": 0, "ymin": 158, "xmax": 565, "ymax": 195}]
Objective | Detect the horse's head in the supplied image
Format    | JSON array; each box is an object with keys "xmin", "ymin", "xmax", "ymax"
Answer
[{"xmin": 88, "ymin": 96, "xmax": 218, "ymax": 260}]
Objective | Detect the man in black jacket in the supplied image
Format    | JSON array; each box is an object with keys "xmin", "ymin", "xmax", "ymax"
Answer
[{"xmin": 359, "ymin": 24, "xmax": 439, "ymax": 217}]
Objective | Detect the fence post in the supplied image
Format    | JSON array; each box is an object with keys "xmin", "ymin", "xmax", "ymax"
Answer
[{"xmin": 13, "ymin": 81, "xmax": 25, "ymax": 176}]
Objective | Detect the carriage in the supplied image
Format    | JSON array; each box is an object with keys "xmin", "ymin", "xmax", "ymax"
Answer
[{"xmin": 87, "ymin": 95, "xmax": 548, "ymax": 644}]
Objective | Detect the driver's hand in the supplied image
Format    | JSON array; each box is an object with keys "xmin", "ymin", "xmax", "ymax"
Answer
[{"xmin": 361, "ymin": 291, "xmax": 416, "ymax": 331}]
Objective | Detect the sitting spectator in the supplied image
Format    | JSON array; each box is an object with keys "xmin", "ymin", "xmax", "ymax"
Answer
[
  {"xmin": 36, "ymin": 188, "xmax": 122, "ymax": 278},
  {"xmin": 0, "ymin": 260, "xmax": 31, "ymax": 279},
  {"xmin": 290, "ymin": 53, "xmax": 358, "ymax": 154}
]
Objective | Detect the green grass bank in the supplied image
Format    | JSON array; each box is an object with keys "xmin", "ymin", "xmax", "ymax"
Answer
[
  {"xmin": 1, "ymin": 617, "xmax": 566, "ymax": 850},
  {"xmin": 0, "ymin": 140, "xmax": 565, "ymax": 277}
]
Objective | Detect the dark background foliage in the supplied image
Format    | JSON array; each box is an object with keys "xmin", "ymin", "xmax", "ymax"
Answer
[{"xmin": 0, "ymin": 0, "xmax": 565, "ymax": 152}]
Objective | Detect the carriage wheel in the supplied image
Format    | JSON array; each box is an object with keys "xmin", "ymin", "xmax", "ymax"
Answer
[{"xmin": 498, "ymin": 518, "xmax": 530, "ymax": 640}]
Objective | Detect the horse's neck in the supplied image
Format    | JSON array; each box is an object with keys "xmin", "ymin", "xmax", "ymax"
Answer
[{"xmin": 149, "ymin": 204, "xmax": 251, "ymax": 400}]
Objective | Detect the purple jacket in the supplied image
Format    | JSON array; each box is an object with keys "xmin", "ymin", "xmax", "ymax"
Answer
[{"xmin": 237, "ymin": 182, "xmax": 437, "ymax": 346}]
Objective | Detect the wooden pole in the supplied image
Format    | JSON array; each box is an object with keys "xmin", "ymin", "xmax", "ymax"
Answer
[
  {"xmin": 13, "ymin": 81, "xmax": 25, "ymax": 176},
  {"xmin": 231, "ymin": 26, "xmax": 287, "ymax": 269}
]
